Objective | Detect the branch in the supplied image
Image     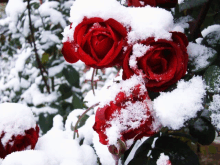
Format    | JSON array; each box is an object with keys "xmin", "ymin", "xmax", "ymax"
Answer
[
  {"xmin": 27, "ymin": 0, "xmax": 50, "ymax": 94},
  {"xmin": 73, "ymin": 102, "xmax": 100, "ymax": 139},
  {"xmin": 189, "ymin": 0, "xmax": 213, "ymax": 40}
]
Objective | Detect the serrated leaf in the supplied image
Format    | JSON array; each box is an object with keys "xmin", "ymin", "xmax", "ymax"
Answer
[
  {"xmin": 62, "ymin": 66, "xmax": 80, "ymax": 88},
  {"xmin": 179, "ymin": 0, "xmax": 208, "ymax": 11},
  {"xmin": 204, "ymin": 65, "xmax": 220, "ymax": 93}
]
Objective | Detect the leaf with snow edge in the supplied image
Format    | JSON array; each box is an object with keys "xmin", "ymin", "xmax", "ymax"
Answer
[
  {"xmin": 187, "ymin": 42, "xmax": 217, "ymax": 72},
  {"xmin": 179, "ymin": 0, "xmax": 208, "ymax": 11},
  {"xmin": 127, "ymin": 135, "xmax": 157, "ymax": 165},
  {"xmin": 153, "ymin": 136, "xmax": 199, "ymax": 165},
  {"xmin": 204, "ymin": 65, "xmax": 220, "ymax": 93},
  {"xmin": 202, "ymin": 30, "xmax": 220, "ymax": 52},
  {"xmin": 209, "ymin": 94, "xmax": 220, "ymax": 131}
]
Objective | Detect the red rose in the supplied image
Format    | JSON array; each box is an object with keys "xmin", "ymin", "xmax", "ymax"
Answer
[
  {"xmin": 62, "ymin": 17, "xmax": 128, "ymax": 68},
  {"xmin": 128, "ymin": 0, "xmax": 178, "ymax": 8},
  {"xmin": 0, "ymin": 125, "xmax": 39, "ymax": 159},
  {"xmin": 122, "ymin": 32, "xmax": 188, "ymax": 92},
  {"xmin": 93, "ymin": 83, "xmax": 155, "ymax": 146}
]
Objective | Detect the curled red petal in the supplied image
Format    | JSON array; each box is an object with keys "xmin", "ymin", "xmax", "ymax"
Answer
[{"xmin": 62, "ymin": 41, "xmax": 79, "ymax": 63}]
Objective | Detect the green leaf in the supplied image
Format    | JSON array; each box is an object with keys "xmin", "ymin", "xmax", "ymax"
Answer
[
  {"xmin": 189, "ymin": 117, "xmax": 216, "ymax": 145},
  {"xmin": 179, "ymin": 0, "xmax": 208, "ymax": 11},
  {"xmin": 128, "ymin": 136, "xmax": 157, "ymax": 165},
  {"xmin": 62, "ymin": 66, "xmax": 80, "ymax": 88},
  {"xmin": 77, "ymin": 114, "xmax": 89, "ymax": 128},
  {"xmin": 202, "ymin": 30, "xmax": 220, "ymax": 52},
  {"xmin": 41, "ymin": 53, "xmax": 49, "ymax": 64},
  {"xmin": 72, "ymin": 93, "xmax": 84, "ymax": 109},
  {"xmin": 204, "ymin": 65, "xmax": 220, "ymax": 93},
  {"xmin": 58, "ymin": 83, "xmax": 72, "ymax": 100},
  {"xmin": 154, "ymin": 136, "xmax": 200, "ymax": 165}
]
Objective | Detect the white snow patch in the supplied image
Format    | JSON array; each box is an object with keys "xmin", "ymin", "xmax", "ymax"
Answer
[
  {"xmin": 154, "ymin": 76, "xmax": 206, "ymax": 130},
  {"xmin": 0, "ymin": 103, "xmax": 36, "ymax": 146}
]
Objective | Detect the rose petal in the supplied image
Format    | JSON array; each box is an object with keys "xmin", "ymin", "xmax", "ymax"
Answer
[{"xmin": 62, "ymin": 41, "xmax": 79, "ymax": 63}]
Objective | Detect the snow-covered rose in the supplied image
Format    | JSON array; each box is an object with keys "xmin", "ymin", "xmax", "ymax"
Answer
[
  {"xmin": 122, "ymin": 32, "xmax": 188, "ymax": 92},
  {"xmin": 62, "ymin": 17, "xmax": 128, "ymax": 68},
  {"xmin": 93, "ymin": 84, "xmax": 155, "ymax": 147}
]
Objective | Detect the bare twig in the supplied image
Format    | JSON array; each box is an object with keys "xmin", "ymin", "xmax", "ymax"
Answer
[
  {"xmin": 27, "ymin": 0, "xmax": 50, "ymax": 94},
  {"xmin": 190, "ymin": 0, "xmax": 213, "ymax": 40},
  {"xmin": 73, "ymin": 102, "xmax": 100, "ymax": 139},
  {"xmin": 91, "ymin": 68, "xmax": 96, "ymax": 96}
]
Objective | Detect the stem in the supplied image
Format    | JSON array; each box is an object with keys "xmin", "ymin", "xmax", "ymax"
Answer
[
  {"xmin": 73, "ymin": 102, "xmax": 100, "ymax": 139},
  {"xmin": 27, "ymin": 0, "xmax": 50, "ymax": 94},
  {"xmin": 190, "ymin": 0, "xmax": 213, "ymax": 40},
  {"xmin": 91, "ymin": 68, "xmax": 96, "ymax": 96}
]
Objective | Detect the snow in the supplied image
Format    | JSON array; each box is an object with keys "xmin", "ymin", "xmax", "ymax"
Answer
[
  {"xmin": 20, "ymin": 84, "xmax": 58, "ymax": 106},
  {"xmin": 209, "ymin": 95, "xmax": 220, "ymax": 130},
  {"xmin": 201, "ymin": 24, "xmax": 220, "ymax": 37},
  {"xmin": 84, "ymin": 75, "xmax": 146, "ymax": 108},
  {"xmin": 93, "ymin": 132, "xmax": 115, "ymax": 165},
  {"xmin": 0, "ymin": 103, "xmax": 36, "ymax": 146},
  {"xmin": 39, "ymin": 1, "xmax": 66, "ymax": 28},
  {"xmin": 153, "ymin": 76, "xmax": 206, "ymax": 130},
  {"xmin": 2, "ymin": 0, "xmax": 26, "ymax": 33},
  {"xmin": 106, "ymin": 100, "xmax": 152, "ymax": 145},
  {"xmin": 156, "ymin": 153, "xmax": 170, "ymax": 165},
  {"xmin": 129, "ymin": 43, "xmax": 150, "ymax": 69},
  {"xmin": 63, "ymin": 0, "xmax": 174, "ymax": 43},
  {"xmin": 187, "ymin": 42, "xmax": 217, "ymax": 71}
]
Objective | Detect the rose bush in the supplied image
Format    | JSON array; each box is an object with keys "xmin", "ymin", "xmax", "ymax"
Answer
[
  {"xmin": 0, "ymin": 125, "xmax": 39, "ymax": 159},
  {"xmin": 127, "ymin": 0, "xmax": 178, "ymax": 8},
  {"xmin": 122, "ymin": 32, "xmax": 188, "ymax": 92},
  {"xmin": 62, "ymin": 17, "xmax": 128, "ymax": 68},
  {"xmin": 93, "ymin": 84, "xmax": 155, "ymax": 146}
]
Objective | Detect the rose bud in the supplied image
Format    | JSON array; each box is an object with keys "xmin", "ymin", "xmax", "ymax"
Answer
[
  {"xmin": 128, "ymin": 0, "xmax": 178, "ymax": 8},
  {"xmin": 62, "ymin": 17, "xmax": 128, "ymax": 68},
  {"xmin": 122, "ymin": 32, "xmax": 188, "ymax": 92},
  {"xmin": 93, "ymin": 77, "xmax": 156, "ymax": 148},
  {"xmin": 0, "ymin": 103, "xmax": 39, "ymax": 159}
]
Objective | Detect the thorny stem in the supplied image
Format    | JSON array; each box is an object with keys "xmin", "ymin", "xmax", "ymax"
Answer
[
  {"xmin": 190, "ymin": 0, "xmax": 213, "ymax": 40},
  {"xmin": 91, "ymin": 68, "xmax": 96, "ymax": 96},
  {"xmin": 73, "ymin": 102, "xmax": 100, "ymax": 139},
  {"xmin": 27, "ymin": 0, "xmax": 50, "ymax": 94}
]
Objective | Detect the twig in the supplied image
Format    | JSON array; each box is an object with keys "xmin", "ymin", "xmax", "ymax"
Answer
[
  {"xmin": 73, "ymin": 102, "xmax": 100, "ymax": 139},
  {"xmin": 190, "ymin": 0, "xmax": 213, "ymax": 40},
  {"xmin": 91, "ymin": 68, "xmax": 96, "ymax": 96},
  {"xmin": 27, "ymin": 0, "xmax": 50, "ymax": 94}
]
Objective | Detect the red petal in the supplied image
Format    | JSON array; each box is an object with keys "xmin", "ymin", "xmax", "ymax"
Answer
[
  {"xmin": 62, "ymin": 41, "xmax": 79, "ymax": 63},
  {"xmin": 105, "ymin": 18, "xmax": 127, "ymax": 37}
]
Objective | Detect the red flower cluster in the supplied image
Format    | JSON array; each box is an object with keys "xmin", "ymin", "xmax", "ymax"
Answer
[
  {"xmin": 93, "ymin": 84, "xmax": 155, "ymax": 146},
  {"xmin": 127, "ymin": 0, "xmax": 178, "ymax": 8},
  {"xmin": 62, "ymin": 0, "xmax": 189, "ymax": 148},
  {"xmin": 0, "ymin": 125, "xmax": 39, "ymax": 159}
]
